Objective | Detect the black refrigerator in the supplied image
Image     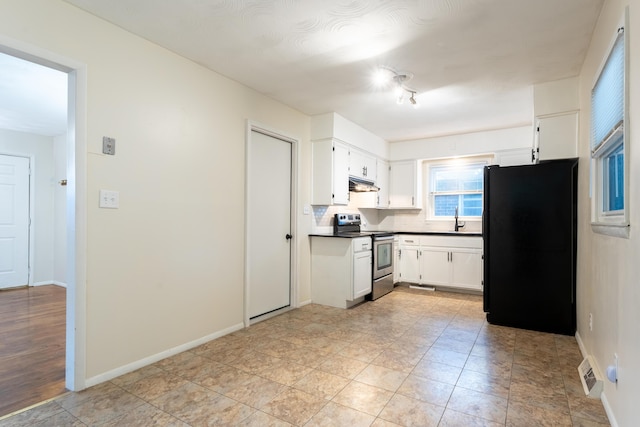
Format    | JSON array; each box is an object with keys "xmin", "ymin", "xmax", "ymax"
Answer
[{"xmin": 483, "ymin": 158, "xmax": 578, "ymax": 335}]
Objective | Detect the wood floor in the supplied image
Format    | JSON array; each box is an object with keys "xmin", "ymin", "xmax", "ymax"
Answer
[{"xmin": 0, "ymin": 285, "xmax": 66, "ymax": 417}]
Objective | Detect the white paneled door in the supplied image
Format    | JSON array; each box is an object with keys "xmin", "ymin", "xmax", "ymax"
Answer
[
  {"xmin": 0, "ymin": 155, "xmax": 30, "ymax": 289},
  {"xmin": 247, "ymin": 129, "xmax": 292, "ymax": 319}
]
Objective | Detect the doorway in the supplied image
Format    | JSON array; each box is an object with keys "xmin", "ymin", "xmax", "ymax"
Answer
[
  {"xmin": 245, "ymin": 124, "xmax": 297, "ymax": 323},
  {"xmin": 0, "ymin": 43, "xmax": 87, "ymax": 405}
]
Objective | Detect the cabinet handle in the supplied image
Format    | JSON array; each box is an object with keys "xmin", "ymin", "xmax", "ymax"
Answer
[
  {"xmin": 398, "ymin": 249, "xmax": 401, "ymax": 259},
  {"xmin": 417, "ymin": 251, "xmax": 419, "ymax": 259},
  {"xmin": 411, "ymin": 196, "xmax": 414, "ymax": 206}
]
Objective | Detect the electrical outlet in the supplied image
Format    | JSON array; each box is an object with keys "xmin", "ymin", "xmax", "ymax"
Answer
[
  {"xmin": 589, "ymin": 313, "xmax": 593, "ymax": 331},
  {"xmin": 99, "ymin": 189, "xmax": 119, "ymax": 209}
]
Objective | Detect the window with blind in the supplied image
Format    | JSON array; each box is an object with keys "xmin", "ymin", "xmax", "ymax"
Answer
[
  {"xmin": 428, "ymin": 161, "xmax": 487, "ymax": 219},
  {"xmin": 591, "ymin": 14, "xmax": 629, "ymax": 234}
]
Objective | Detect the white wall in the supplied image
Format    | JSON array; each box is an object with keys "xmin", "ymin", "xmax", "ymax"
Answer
[
  {"xmin": 576, "ymin": 2, "xmax": 639, "ymax": 425},
  {"xmin": 0, "ymin": 0, "xmax": 311, "ymax": 382},
  {"xmin": 0, "ymin": 129, "xmax": 58, "ymax": 285}
]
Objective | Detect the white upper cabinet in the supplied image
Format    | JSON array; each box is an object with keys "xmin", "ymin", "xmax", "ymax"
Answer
[
  {"xmin": 349, "ymin": 148, "xmax": 377, "ymax": 181},
  {"xmin": 376, "ymin": 159, "xmax": 389, "ymax": 208},
  {"xmin": 534, "ymin": 112, "xmax": 578, "ymax": 162},
  {"xmin": 389, "ymin": 160, "xmax": 421, "ymax": 209},
  {"xmin": 312, "ymin": 139, "xmax": 349, "ymax": 205}
]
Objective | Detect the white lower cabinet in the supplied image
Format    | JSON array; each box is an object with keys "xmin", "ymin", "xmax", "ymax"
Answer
[
  {"xmin": 397, "ymin": 235, "xmax": 483, "ymax": 291},
  {"xmin": 311, "ymin": 236, "xmax": 372, "ymax": 308}
]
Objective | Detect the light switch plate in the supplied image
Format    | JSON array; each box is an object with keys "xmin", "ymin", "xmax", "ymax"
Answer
[
  {"xmin": 99, "ymin": 190, "xmax": 119, "ymax": 208},
  {"xmin": 102, "ymin": 136, "xmax": 116, "ymax": 155}
]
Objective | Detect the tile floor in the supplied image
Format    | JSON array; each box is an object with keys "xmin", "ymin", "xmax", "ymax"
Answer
[{"xmin": 0, "ymin": 286, "xmax": 610, "ymax": 426}]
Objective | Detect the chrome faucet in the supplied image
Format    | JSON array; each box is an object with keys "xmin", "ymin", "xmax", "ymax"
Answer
[{"xmin": 454, "ymin": 207, "xmax": 465, "ymax": 232}]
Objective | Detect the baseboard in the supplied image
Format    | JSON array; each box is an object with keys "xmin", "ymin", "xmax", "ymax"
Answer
[
  {"xmin": 575, "ymin": 330, "xmax": 587, "ymax": 358},
  {"xmin": 575, "ymin": 331, "xmax": 618, "ymax": 427},
  {"xmin": 84, "ymin": 322, "xmax": 245, "ymax": 388},
  {"xmin": 32, "ymin": 281, "xmax": 67, "ymax": 288},
  {"xmin": 298, "ymin": 299, "xmax": 312, "ymax": 307},
  {"xmin": 600, "ymin": 392, "xmax": 619, "ymax": 427}
]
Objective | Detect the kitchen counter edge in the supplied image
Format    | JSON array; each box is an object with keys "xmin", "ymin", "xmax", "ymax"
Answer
[{"xmin": 308, "ymin": 231, "xmax": 482, "ymax": 238}]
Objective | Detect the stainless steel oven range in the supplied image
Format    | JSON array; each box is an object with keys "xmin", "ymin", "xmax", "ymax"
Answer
[
  {"xmin": 333, "ymin": 213, "xmax": 394, "ymax": 300},
  {"xmin": 370, "ymin": 233, "xmax": 394, "ymax": 300}
]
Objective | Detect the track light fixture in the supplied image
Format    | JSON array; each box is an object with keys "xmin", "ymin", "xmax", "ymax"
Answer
[{"xmin": 374, "ymin": 67, "xmax": 419, "ymax": 108}]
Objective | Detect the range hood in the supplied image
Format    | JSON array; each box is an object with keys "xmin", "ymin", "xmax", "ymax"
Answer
[{"xmin": 349, "ymin": 176, "xmax": 379, "ymax": 192}]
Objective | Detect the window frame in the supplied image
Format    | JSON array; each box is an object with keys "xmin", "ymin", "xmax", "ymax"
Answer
[
  {"xmin": 425, "ymin": 156, "xmax": 491, "ymax": 221},
  {"xmin": 590, "ymin": 9, "xmax": 630, "ymax": 237}
]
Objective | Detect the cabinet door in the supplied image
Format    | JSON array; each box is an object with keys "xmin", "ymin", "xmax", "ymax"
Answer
[
  {"xmin": 389, "ymin": 160, "xmax": 420, "ymax": 208},
  {"xmin": 399, "ymin": 246, "xmax": 420, "ymax": 283},
  {"xmin": 352, "ymin": 251, "xmax": 372, "ymax": 299},
  {"xmin": 420, "ymin": 247, "xmax": 450, "ymax": 286},
  {"xmin": 350, "ymin": 148, "xmax": 376, "ymax": 181},
  {"xmin": 535, "ymin": 112, "xmax": 578, "ymax": 162},
  {"xmin": 333, "ymin": 142, "xmax": 350, "ymax": 205},
  {"xmin": 376, "ymin": 159, "xmax": 389, "ymax": 208},
  {"xmin": 450, "ymin": 249, "xmax": 483, "ymax": 290}
]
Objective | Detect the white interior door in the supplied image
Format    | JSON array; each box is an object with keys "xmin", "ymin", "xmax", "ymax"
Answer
[
  {"xmin": 0, "ymin": 155, "xmax": 30, "ymax": 289},
  {"xmin": 247, "ymin": 129, "xmax": 292, "ymax": 319}
]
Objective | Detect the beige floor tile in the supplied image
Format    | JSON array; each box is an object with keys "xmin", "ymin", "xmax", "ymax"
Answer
[
  {"xmin": 456, "ymin": 368, "xmax": 511, "ymax": 399},
  {"xmin": 279, "ymin": 345, "xmax": 331, "ymax": 369},
  {"xmin": 292, "ymin": 369, "xmax": 350, "ymax": 399},
  {"xmin": 261, "ymin": 388, "xmax": 327, "ymax": 426},
  {"xmin": 64, "ymin": 385, "xmax": 146, "ymax": 425},
  {"xmin": 119, "ymin": 371, "xmax": 190, "ymax": 402},
  {"xmin": 354, "ymin": 364, "xmax": 408, "ymax": 392},
  {"xmin": 223, "ymin": 375, "xmax": 287, "ymax": 409},
  {"xmin": 439, "ymin": 408, "xmax": 504, "ymax": 426},
  {"xmin": 317, "ymin": 354, "xmax": 368, "ymax": 379},
  {"xmin": 412, "ymin": 359, "xmax": 462, "ymax": 385},
  {"xmin": 370, "ymin": 418, "xmax": 403, "ymax": 427},
  {"xmin": 235, "ymin": 410, "xmax": 293, "ymax": 426},
  {"xmin": 506, "ymin": 400, "xmax": 573, "ymax": 426},
  {"xmin": 567, "ymin": 393, "xmax": 611, "ymax": 424},
  {"xmin": 258, "ymin": 359, "xmax": 313, "ymax": 386},
  {"xmin": 371, "ymin": 348, "xmax": 423, "ymax": 374},
  {"xmin": 332, "ymin": 381, "xmax": 393, "ymax": 416},
  {"xmin": 192, "ymin": 364, "xmax": 255, "ymax": 394},
  {"xmin": 338, "ymin": 342, "xmax": 385, "ymax": 363},
  {"xmin": 447, "ymin": 386, "xmax": 508, "ymax": 424},
  {"xmin": 305, "ymin": 401, "xmax": 375, "ymax": 427},
  {"xmin": 464, "ymin": 354, "xmax": 513, "ymax": 378},
  {"xmin": 422, "ymin": 346, "xmax": 470, "ymax": 368},
  {"xmin": 396, "ymin": 374, "xmax": 454, "ymax": 406},
  {"xmin": 378, "ymin": 393, "xmax": 445, "ymax": 427},
  {"xmin": 231, "ymin": 351, "xmax": 282, "ymax": 375},
  {"xmin": 0, "ymin": 401, "xmax": 68, "ymax": 426},
  {"xmin": 98, "ymin": 402, "xmax": 188, "ymax": 426}
]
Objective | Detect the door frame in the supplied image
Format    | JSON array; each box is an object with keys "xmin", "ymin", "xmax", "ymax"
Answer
[
  {"xmin": 244, "ymin": 121, "xmax": 299, "ymax": 327},
  {"xmin": 0, "ymin": 38, "xmax": 88, "ymax": 391}
]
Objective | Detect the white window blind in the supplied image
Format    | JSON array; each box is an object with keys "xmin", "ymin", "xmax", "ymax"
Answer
[{"xmin": 591, "ymin": 28, "xmax": 625, "ymax": 156}]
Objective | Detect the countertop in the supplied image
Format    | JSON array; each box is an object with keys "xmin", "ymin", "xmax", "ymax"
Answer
[{"xmin": 309, "ymin": 231, "xmax": 482, "ymax": 238}]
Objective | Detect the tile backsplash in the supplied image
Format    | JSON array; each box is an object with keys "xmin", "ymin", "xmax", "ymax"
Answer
[{"xmin": 311, "ymin": 201, "xmax": 481, "ymax": 234}]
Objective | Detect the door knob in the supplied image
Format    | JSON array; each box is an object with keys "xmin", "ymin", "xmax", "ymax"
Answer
[{"xmin": 285, "ymin": 234, "xmax": 293, "ymax": 240}]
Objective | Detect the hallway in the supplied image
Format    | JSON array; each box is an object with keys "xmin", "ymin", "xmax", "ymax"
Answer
[{"xmin": 0, "ymin": 285, "xmax": 66, "ymax": 417}]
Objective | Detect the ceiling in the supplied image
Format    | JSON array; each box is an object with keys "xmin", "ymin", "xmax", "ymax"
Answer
[
  {"xmin": 3, "ymin": 0, "xmax": 604, "ymax": 141},
  {"xmin": 0, "ymin": 52, "xmax": 68, "ymax": 137}
]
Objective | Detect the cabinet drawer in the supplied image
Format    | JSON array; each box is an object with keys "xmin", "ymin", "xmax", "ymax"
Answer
[
  {"xmin": 419, "ymin": 236, "xmax": 482, "ymax": 249},
  {"xmin": 352, "ymin": 237, "xmax": 372, "ymax": 252},
  {"xmin": 399, "ymin": 236, "xmax": 419, "ymax": 246}
]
